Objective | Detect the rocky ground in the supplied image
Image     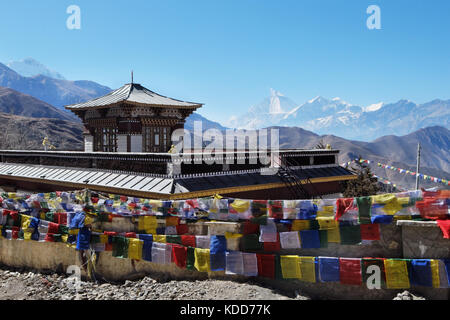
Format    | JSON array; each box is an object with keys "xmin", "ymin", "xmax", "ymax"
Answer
[
  {"xmin": 0, "ymin": 265, "xmax": 302, "ymax": 300},
  {"xmin": 0, "ymin": 265, "xmax": 427, "ymax": 300}
]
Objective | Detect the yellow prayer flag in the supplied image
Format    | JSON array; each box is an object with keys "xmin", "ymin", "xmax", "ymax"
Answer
[
  {"xmin": 153, "ymin": 235, "xmax": 166, "ymax": 243},
  {"xmin": 397, "ymin": 197, "xmax": 410, "ymax": 206},
  {"xmin": 61, "ymin": 235, "xmax": 68, "ymax": 243},
  {"xmin": 291, "ymin": 220, "xmax": 310, "ymax": 231},
  {"xmin": 327, "ymin": 227, "xmax": 341, "ymax": 243},
  {"xmin": 371, "ymin": 194, "xmax": 403, "ymax": 215},
  {"xmin": 166, "ymin": 216, "xmax": 179, "ymax": 227},
  {"xmin": 317, "ymin": 217, "xmax": 338, "ymax": 230},
  {"xmin": 194, "ymin": 248, "xmax": 211, "ymax": 272},
  {"xmin": 230, "ymin": 200, "xmax": 250, "ymax": 213},
  {"xmin": 128, "ymin": 238, "xmax": 143, "ymax": 260},
  {"xmin": 225, "ymin": 232, "xmax": 243, "ymax": 239},
  {"xmin": 21, "ymin": 215, "xmax": 31, "ymax": 230},
  {"xmin": 394, "ymin": 215, "xmax": 411, "ymax": 221},
  {"xmin": 84, "ymin": 215, "xmax": 94, "ymax": 225},
  {"xmin": 384, "ymin": 259, "xmax": 410, "ymax": 289},
  {"xmin": 280, "ymin": 255, "xmax": 301, "ymax": 279},
  {"xmin": 99, "ymin": 234, "xmax": 108, "ymax": 244},
  {"xmin": 430, "ymin": 259, "xmax": 440, "ymax": 288},
  {"xmin": 23, "ymin": 231, "xmax": 32, "ymax": 241},
  {"xmin": 299, "ymin": 257, "xmax": 316, "ymax": 283},
  {"xmin": 69, "ymin": 229, "xmax": 79, "ymax": 235},
  {"xmin": 149, "ymin": 200, "xmax": 162, "ymax": 212},
  {"xmin": 138, "ymin": 216, "xmax": 157, "ymax": 233}
]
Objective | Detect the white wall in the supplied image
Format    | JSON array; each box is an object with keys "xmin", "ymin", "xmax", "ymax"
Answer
[
  {"xmin": 117, "ymin": 135, "xmax": 128, "ymax": 152},
  {"xmin": 84, "ymin": 135, "xmax": 93, "ymax": 152},
  {"xmin": 130, "ymin": 135, "xmax": 142, "ymax": 153}
]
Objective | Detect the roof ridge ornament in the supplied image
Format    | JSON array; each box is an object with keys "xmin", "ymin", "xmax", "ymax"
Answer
[{"xmin": 131, "ymin": 70, "xmax": 133, "ymax": 84}]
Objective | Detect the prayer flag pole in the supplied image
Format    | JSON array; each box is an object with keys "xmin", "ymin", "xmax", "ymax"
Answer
[{"xmin": 415, "ymin": 143, "xmax": 421, "ymax": 190}]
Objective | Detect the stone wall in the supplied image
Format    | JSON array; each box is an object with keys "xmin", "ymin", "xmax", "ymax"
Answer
[{"xmin": 0, "ymin": 218, "xmax": 448, "ymax": 300}]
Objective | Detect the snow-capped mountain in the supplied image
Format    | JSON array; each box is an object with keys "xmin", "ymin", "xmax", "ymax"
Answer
[
  {"xmin": 7, "ymin": 58, "xmax": 66, "ymax": 80},
  {"xmin": 226, "ymin": 88, "xmax": 298, "ymax": 129},
  {"xmin": 226, "ymin": 89, "xmax": 450, "ymax": 141}
]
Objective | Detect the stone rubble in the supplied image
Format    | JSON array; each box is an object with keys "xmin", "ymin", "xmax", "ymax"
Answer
[
  {"xmin": 0, "ymin": 265, "xmax": 428, "ymax": 300},
  {"xmin": 0, "ymin": 265, "xmax": 301, "ymax": 300}
]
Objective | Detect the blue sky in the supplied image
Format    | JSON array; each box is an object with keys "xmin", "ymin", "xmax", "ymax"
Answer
[{"xmin": 0, "ymin": 0, "xmax": 449, "ymax": 124}]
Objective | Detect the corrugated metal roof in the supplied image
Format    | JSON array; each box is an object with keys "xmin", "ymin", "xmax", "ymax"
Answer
[
  {"xmin": 174, "ymin": 166, "xmax": 355, "ymax": 192},
  {"xmin": 0, "ymin": 164, "xmax": 174, "ymax": 195},
  {"xmin": 0, "ymin": 163, "xmax": 354, "ymax": 197},
  {"xmin": 65, "ymin": 83, "xmax": 202, "ymax": 110}
]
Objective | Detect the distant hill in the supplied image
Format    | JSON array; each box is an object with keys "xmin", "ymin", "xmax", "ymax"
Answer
[
  {"xmin": 0, "ymin": 86, "xmax": 77, "ymax": 121},
  {"xmin": 274, "ymin": 125, "xmax": 450, "ymax": 190},
  {"xmin": 185, "ymin": 112, "xmax": 228, "ymax": 132},
  {"xmin": 0, "ymin": 113, "xmax": 83, "ymax": 151},
  {"xmin": 0, "ymin": 62, "xmax": 111, "ymax": 110}
]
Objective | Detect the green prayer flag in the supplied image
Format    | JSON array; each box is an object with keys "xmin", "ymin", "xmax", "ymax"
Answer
[
  {"xmin": 339, "ymin": 225, "xmax": 361, "ymax": 245},
  {"xmin": 242, "ymin": 234, "xmax": 263, "ymax": 251},
  {"xmin": 58, "ymin": 225, "xmax": 69, "ymax": 235},
  {"xmin": 45, "ymin": 211, "xmax": 54, "ymax": 222},
  {"xmin": 186, "ymin": 246, "xmax": 196, "ymax": 271},
  {"xmin": 250, "ymin": 215, "xmax": 268, "ymax": 225},
  {"xmin": 166, "ymin": 235, "xmax": 182, "ymax": 245},
  {"xmin": 356, "ymin": 197, "xmax": 372, "ymax": 224},
  {"xmin": 112, "ymin": 236, "xmax": 129, "ymax": 258},
  {"xmin": 319, "ymin": 230, "xmax": 328, "ymax": 248},
  {"xmin": 309, "ymin": 219, "xmax": 320, "ymax": 230},
  {"xmin": 274, "ymin": 254, "xmax": 283, "ymax": 280}
]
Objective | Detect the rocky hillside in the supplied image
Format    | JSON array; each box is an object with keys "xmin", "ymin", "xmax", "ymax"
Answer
[
  {"xmin": 0, "ymin": 86, "xmax": 77, "ymax": 121},
  {"xmin": 0, "ymin": 113, "xmax": 83, "ymax": 151}
]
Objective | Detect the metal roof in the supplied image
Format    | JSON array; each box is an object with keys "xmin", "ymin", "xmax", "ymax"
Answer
[
  {"xmin": 0, "ymin": 163, "xmax": 174, "ymax": 194},
  {"xmin": 0, "ymin": 163, "xmax": 354, "ymax": 198},
  {"xmin": 65, "ymin": 83, "xmax": 203, "ymax": 110},
  {"xmin": 175, "ymin": 166, "xmax": 354, "ymax": 192}
]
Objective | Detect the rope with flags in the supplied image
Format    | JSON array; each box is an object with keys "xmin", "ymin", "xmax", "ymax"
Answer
[{"xmin": 341, "ymin": 158, "xmax": 450, "ymax": 187}]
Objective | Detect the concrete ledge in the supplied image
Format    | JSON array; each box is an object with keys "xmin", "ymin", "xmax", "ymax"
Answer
[{"xmin": 396, "ymin": 220, "xmax": 438, "ymax": 227}]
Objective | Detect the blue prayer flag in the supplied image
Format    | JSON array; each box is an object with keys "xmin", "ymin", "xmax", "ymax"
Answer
[
  {"xmin": 319, "ymin": 257, "xmax": 340, "ymax": 282},
  {"xmin": 299, "ymin": 230, "xmax": 321, "ymax": 249},
  {"xmin": 410, "ymin": 259, "xmax": 432, "ymax": 287}
]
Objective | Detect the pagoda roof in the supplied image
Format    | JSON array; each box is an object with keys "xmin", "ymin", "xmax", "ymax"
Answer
[{"xmin": 65, "ymin": 83, "xmax": 203, "ymax": 111}]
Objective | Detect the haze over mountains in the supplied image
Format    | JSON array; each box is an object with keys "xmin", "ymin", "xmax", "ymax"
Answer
[
  {"xmin": 227, "ymin": 89, "xmax": 450, "ymax": 141},
  {"xmin": 0, "ymin": 57, "xmax": 447, "ymax": 189}
]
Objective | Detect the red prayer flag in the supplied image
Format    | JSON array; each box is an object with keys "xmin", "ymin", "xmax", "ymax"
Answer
[
  {"xmin": 257, "ymin": 254, "xmax": 275, "ymax": 279},
  {"xmin": 181, "ymin": 235, "xmax": 196, "ymax": 247},
  {"xmin": 339, "ymin": 258, "xmax": 362, "ymax": 286},
  {"xmin": 55, "ymin": 212, "xmax": 67, "ymax": 225},
  {"xmin": 125, "ymin": 232, "xmax": 137, "ymax": 238},
  {"xmin": 172, "ymin": 244, "xmax": 187, "ymax": 269},
  {"xmin": 44, "ymin": 233, "xmax": 55, "ymax": 242},
  {"xmin": 263, "ymin": 233, "xmax": 281, "ymax": 252},
  {"xmin": 243, "ymin": 221, "xmax": 260, "ymax": 235},
  {"xmin": 360, "ymin": 224, "xmax": 380, "ymax": 240},
  {"xmin": 176, "ymin": 224, "xmax": 189, "ymax": 235},
  {"xmin": 268, "ymin": 201, "xmax": 283, "ymax": 219},
  {"xmin": 416, "ymin": 198, "xmax": 448, "ymax": 220},
  {"xmin": 437, "ymin": 220, "xmax": 450, "ymax": 239},
  {"xmin": 48, "ymin": 222, "xmax": 59, "ymax": 234},
  {"xmin": 335, "ymin": 198, "xmax": 355, "ymax": 221}
]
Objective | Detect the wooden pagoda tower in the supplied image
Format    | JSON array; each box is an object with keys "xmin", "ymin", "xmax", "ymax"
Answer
[{"xmin": 65, "ymin": 82, "xmax": 203, "ymax": 153}]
